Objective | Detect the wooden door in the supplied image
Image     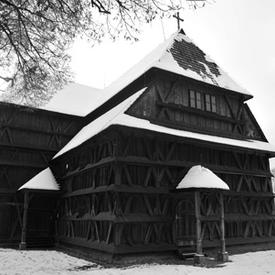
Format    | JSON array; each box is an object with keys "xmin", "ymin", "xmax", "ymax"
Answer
[{"xmin": 175, "ymin": 195, "xmax": 196, "ymax": 250}]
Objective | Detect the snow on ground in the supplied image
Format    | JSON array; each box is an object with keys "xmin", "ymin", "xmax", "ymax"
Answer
[{"xmin": 0, "ymin": 248, "xmax": 275, "ymax": 275}]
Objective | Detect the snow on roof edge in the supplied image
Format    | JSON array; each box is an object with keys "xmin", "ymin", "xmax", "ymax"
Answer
[
  {"xmin": 53, "ymin": 87, "xmax": 147, "ymax": 159},
  {"xmin": 41, "ymin": 82, "xmax": 104, "ymax": 116},
  {"xmin": 83, "ymin": 32, "xmax": 180, "ymax": 115},
  {"xmin": 85, "ymin": 29, "xmax": 251, "ymax": 118},
  {"xmin": 18, "ymin": 168, "xmax": 59, "ymax": 191},
  {"xmin": 112, "ymin": 114, "xmax": 275, "ymax": 154}
]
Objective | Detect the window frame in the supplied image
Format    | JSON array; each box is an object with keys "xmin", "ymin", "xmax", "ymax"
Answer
[{"xmin": 189, "ymin": 89, "xmax": 217, "ymax": 113}]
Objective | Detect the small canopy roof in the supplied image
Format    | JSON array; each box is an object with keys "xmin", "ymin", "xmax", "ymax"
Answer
[
  {"xmin": 18, "ymin": 168, "xmax": 59, "ymax": 191},
  {"xmin": 177, "ymin": 165, "xmax": 230, "ymax": 190}
]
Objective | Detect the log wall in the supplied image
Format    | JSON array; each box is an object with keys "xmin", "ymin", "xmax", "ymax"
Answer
[
  {"xmin": 127, "ymin": 72, "xmax": 266, "ymax": 141},
  {"xmin": 0, "ymin": 103, "xmax": 81, "ymax": 246},
  {"xmin": 52, "ymin": 125, "xmax": 274, "ymax": 256}
]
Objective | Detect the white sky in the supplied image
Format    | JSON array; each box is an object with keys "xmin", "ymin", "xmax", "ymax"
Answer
[{"xmin": 69, "ymin": 0, "xmax": 275, "ymax": 166}]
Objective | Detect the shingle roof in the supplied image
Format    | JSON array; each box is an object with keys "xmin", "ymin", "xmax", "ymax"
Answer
[
  {"xmin": 85, "ymin": 29, "xmax": 251, "ymax": 117},
  {"xmin": 52, "ymin": 30, "xmax": 272, "ymax": 159},
  {"xmin": 154, "ymin": 30, "xmax": 250, "ymax": 96}
]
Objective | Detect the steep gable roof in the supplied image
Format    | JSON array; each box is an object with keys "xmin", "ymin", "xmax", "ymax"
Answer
[
  {"xmin": 51, "ymin": 31, "xmax": 274, "ymax": 159},
  {"xmin": 84, "ymin": 29, "xmax": 251, "ymax": 119}
]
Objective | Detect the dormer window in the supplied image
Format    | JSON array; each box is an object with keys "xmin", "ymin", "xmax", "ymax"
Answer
[
  {"xmin": 205, "ymin": 94, "xmax": 217, "ymax": 113},
  {"xmin": 189, "ymin": 89, "xmax": 217, "ymax": 113},
  {"xmin": 205, "ymin": 94, "xmax": 211, "ymax": 111},
  {"xmin": 189, "ymin": 90, "xmax": 202, "ymax": 110}
]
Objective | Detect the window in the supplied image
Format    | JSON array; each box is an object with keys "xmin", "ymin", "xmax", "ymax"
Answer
[
  {"xmin": 205, "ymin": 94, "xmax": 217, "ymax": 113},
  {"xmin": 211, "ymin": 95, "xmax": 216, "ymax": 113},
  {"xmin": 189, "ymin": 90, "xmax": 202, "ymax": 109},
  {"xmin": 189, "ymin": 90, "xmax": 217, "ymax": 113},
  {"xmin": 189, "ymin": 90, "xmax": 196, "ymax": 108},
  {"xmin": 205, "ymin": 94, "xmax": 211, "ymax": 111},
  {"xmin": 196, "ymin": 92, "xmax": 202, "ymax": 109}
]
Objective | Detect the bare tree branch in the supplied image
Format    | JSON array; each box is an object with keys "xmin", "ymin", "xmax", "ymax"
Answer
[{"xmin": 0, "ymin": 0, "xmax": 208, "ymax": 107}]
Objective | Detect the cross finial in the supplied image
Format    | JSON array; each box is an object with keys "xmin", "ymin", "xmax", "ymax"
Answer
[{"xmin": 173, "ymin": 12, "xmax": 184, "ymax": 31}]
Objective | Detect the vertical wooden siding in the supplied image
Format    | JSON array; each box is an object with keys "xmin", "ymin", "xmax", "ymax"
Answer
[
  {"xmin": 53, "ymin": 125, "xmax": 274, "ymax": 256},
  {"xmin": 0, "ymin": 103, "xmax": 81, "ymax": 246}
]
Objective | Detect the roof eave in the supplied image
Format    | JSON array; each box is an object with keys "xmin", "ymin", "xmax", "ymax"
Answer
[{"xmin": 151, "ymin": 66, "xmax": 253, "ymax": 100}]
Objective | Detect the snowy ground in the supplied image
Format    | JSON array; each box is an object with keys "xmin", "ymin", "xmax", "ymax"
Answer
[{"xmin": 0, "ymin": 248, "xmax": 275, "ymax": 275}]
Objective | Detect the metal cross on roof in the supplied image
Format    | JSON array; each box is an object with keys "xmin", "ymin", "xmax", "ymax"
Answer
[{"xmin": 173, "ymin": 12, "xmax": 184, "ymax": 30}]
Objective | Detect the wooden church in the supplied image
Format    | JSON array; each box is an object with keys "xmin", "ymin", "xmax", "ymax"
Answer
[{"xmin": 1, "ymin": 29, "xmax": 275, "ymax": 262}]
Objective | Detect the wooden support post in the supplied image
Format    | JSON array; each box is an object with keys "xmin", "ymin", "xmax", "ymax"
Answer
[
  {"xmin": 194, "ymin": 191, "xmax": 205, "ymax": 264},
  {"xmin": 114, "ymin": 164, "xmax": 121, "ymax": 186},
  {"xmin": 19, "ymin": 191, "xmax": 29, "ymax": 250},
  {"xmin": 217, "ymin": 192, "xmax": 229, "ymax": 262}
]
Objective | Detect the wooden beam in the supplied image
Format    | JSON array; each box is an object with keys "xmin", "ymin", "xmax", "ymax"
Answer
[
  {"xmin": 194, "ymin": 191, "xmax": 202, "ymax": 255},
  {"xmin": 19, "ymin": 191, "xmax": 29, "ymax": 249},
  {"xmin": 217, "ymin": 192, "xmax": 229, "ymax": 262}
]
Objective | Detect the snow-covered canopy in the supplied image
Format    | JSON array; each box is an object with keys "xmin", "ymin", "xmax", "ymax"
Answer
[
  {"xmin": 42, "ymin": 82, "xmax": 104, "ymax": 116},
  {"xmin": 18, "ymin": 168, "xmax": 59, "ymax": 191},
  {"xmin": 177, "ymin": 165, "xmax": 230, "ymax": 190}
]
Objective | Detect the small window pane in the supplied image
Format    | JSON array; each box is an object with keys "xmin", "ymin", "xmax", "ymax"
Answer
[
  {"xmin": 196, "ymin": 92, "xmax": 202, "ymax": 109},
  {"xmin": 211, "ymin": 95, "xmax": 217, "ymax": 113},
  {"xmin": 205, "ymin": 94, "xmax": 211, "ymax": 111},
  {"xmin": 189, "ymin": 90, "xmax": 196, "ymax": 108}
]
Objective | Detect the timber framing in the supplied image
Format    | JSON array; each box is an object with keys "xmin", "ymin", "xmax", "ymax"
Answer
[
  {"xmin": 51, "ymin": 124, "xmax": 275, "ymax": 256},
  {"xmin": 0, "ymin": 102, "xmax": 81, "ymax": 246}
]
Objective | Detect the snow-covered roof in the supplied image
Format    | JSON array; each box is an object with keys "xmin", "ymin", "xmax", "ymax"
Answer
[
  {"xmin": 18, "ymin": 168, "xmax": 59, "ymax": 191},
  {"xmin": 84, "ymin": 29, "xmax": 250, "ymax": 116},
  {"xmin": 54, "ymin": 87, "xmax": 147, "ymax": 158},
  {"xmin": 113, "ymin": 113, "xmax": 275, "ymax": 153},
  {"xmin": 51, "ymin": 30, "xmax": 274, "ymax": 159},
  {"xmin": 42, "ymin": 82, "xmax": 104, "ymax": 116},
  {"xmin": 177, "ymin": 165, "xmax": 230, "ymax": 190},
  {"xmin": 53, "ymin": 86, "xmax": 275, "ymax": 159}
]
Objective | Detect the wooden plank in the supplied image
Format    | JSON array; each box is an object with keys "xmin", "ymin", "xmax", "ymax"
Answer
[
  {"xmin": 60, "ymin": 214, "xmax": 173, "ymax": 223},
  {"xmin": 225, "ymin": 214, "xmax": 275, "ymax": 221},
  {"xmin": 62, "ymin": 184, "xmax": 170, "ymax": 198},
  {"xmin": 115, "ymin": 156, "xmax": 271, "ymax": 177},
  {"xmin": 62, "ymin": 157, "xmax": 115, "ymax": 179},
  {"xmin": 219, "ymin": 193, "xmax": 226, "ymax": 254},
  {"xmin": 19, "ymin": 191, "xmax": 29, "ymax": 249},
  {"xmin": 156, "ymin": 101, "xmax": 238, "ymax": 124},
  {"xmin": 194, "ymin": 191, "xmax": 202, "ymax": 255}
]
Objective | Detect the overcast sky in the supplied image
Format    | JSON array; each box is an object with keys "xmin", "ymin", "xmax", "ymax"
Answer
[{"xmin": 69, "ymin": 0, "xmax": 275, "ymax": 167}]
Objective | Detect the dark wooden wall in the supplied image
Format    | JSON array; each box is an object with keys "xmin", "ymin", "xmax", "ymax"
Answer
[
  {"xmin": 52, "ymin": 125, "xmax": 274, "ymax": 256},
  {"xmin": 0, "ymin": 103, "xmax": 81, "ymax": 246},
  {"xmin": 127, "ymin": 72, "xmax": 266, "ymax": 141}
]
